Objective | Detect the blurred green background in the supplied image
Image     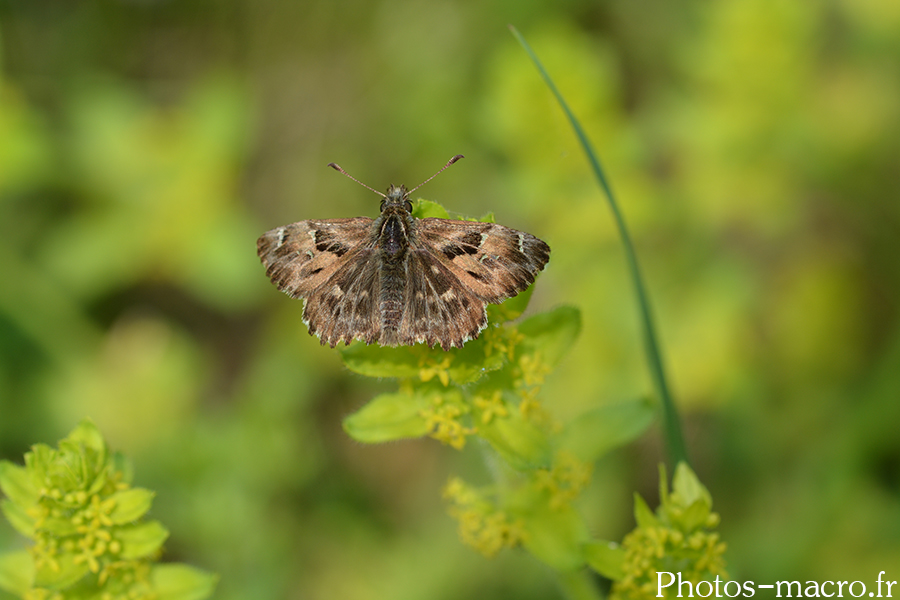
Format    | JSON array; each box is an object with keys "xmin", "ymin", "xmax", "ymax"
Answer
[{"xmin": 1, "ymin": 0, "xmax": 899, "ymax": 598}]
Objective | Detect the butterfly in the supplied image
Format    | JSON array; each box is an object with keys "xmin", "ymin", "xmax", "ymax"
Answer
[{"xmin": 257, "ymin": 155, "xmax": 550, "ymax": 351}]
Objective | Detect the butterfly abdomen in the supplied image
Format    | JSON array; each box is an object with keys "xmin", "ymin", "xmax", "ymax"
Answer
[{"xmin": 377, "ymin": 260, "xmax": 406, "ymax": 346}]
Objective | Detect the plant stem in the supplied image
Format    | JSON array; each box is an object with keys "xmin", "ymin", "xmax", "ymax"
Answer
[{"xmin": 509, "ymin": 25, "xmax": 689, "ymax": 467}]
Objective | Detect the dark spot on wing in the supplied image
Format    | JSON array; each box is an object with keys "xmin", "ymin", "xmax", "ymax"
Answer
[
  {"xmin": 309, "ymin": 267, "xmax": 323, "ymax": 275},
  {"xmin": 314, "ymin": 229, "xmax": 333, "ymax": 251},
  {"xmin": 354, "ymin": 292, "xmax": 372, "ymax": 317},
  {"xmin": 337, "ymin": 275, "xmax": 355, "ymax": 293},
  {"xmin": 445, "ymin": 296, "xmax": 462, "ymax": 316},
  {"xmin": 442, "ymin": 244, "xmax": 468, "ymax": 260},
  {"xmin": 441, "ymin": 230, "xmax": 483, "ymax": 260},
  {"xmin": 314, "ymin": 229, "xmax": 351, "ymax": 256},
  {"xmin": 430, "ymin": 270, "xmax": 453, "ymax": 295},
  {"xmin": 459, "ymin": 231, "xmax": 484, "ymax": 249}
]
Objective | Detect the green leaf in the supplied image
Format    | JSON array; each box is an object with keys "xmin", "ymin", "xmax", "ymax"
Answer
[
  {"xmin": 342, "ymin": 391, "xmax": 431, "ymax": 443},
  {"xmin": 152, "ymin": 564, "xmax": 218, "ymax": 600},
  {"xmin": 517, "ymin": 503, "xmax": 588, "ymax": 571},
  {"xmin": 340, "ymin": 337, "xmax": 503, "ymax": 385},
  {"xmin": 39, "ymin": 516, "xmax": 79, "ymax": 538},
  {"xmin": 24, "ymin": 444, "xmax": 53, "ymax": 487},
  {"xmin": 340, "ymin": 344, "xmax": 423, "ymax": 379},
  {"xmin": 34, "ymin": 551, "xmax": 90, "ymax": 590},
  {"xmin": 111, "ymin": 451, "xmax": 135, "ymax": 485},
  {"xmin": 0, "ymin": 550, "xmax": 34, "ymax": 597},
  {"xmin": 0, "ymin": 461, "xmax": 38, "ymax": 509},
  {"xmin": 678, "ymin": 499, "xmax": 712, "ymax": 533},
  {"xmin": 478, "ymin": 408, "xmax": 551, "ymax": 470},
  {"xmin": 412, "ymin": 199, "xmax": 449, "ymax": 219},
  {"xmin": 65, "ymin": 419, "xmax": 107, "ymax": 454},
  {"xmin": 517, "ymin": 305, "xmax": 581, "ymax": 369},
  {"xmin": 445, "ymin": 335, "xmax": 506, "ymax": 383},
  {"xmin": 559, "ymin": 397, "xmax": 655, "ymax": 462},
  {"xmin": 487, "ymin": 282, "xmax": 536, "ymax": 323},
  {"xmin": 108, "ymin": 488, "xmax": 156, "ymax": 524},
  {"xmin": 583, "ymin": 540, "xmax": 625, "ymax": 580},
  {"xmin": 671, "ymin": 462, "xmax": 711, "ymax": 509},
  {"xmin": 116, "ymin": 520, "xmax": 170, "ymax": 559},
  {"xmin": 1, "ymin": 498, "xmax": 35, "ymax": 537},
  {"xmin": 633, "ymin": 493, "xmax": 659, "ymax": 529}
]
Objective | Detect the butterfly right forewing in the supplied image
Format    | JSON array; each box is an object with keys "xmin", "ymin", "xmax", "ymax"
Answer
[{"xmin": 416, "ymin": 218, "xmax": 550, "ymax": 304}]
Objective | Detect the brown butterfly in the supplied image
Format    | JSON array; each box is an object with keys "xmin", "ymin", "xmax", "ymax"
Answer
[{"xmin": 257, "ymin": 155, "xmax": 550, "ymax": 350}]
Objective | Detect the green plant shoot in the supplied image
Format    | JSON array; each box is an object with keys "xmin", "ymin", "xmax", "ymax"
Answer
[{"xmin": 0, "ymin": 420, "xmax": 217, "ymax": 600}]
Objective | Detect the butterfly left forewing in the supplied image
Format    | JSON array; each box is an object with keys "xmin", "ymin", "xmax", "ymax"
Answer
[
  {"xmin": 415, "ymin": 218, "xmax": 550, "ymax": 304},
  {"xmin": 257, "ymin": 217, "xmax": 373, "ymax": 299}
]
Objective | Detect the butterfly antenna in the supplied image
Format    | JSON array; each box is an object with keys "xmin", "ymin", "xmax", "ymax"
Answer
[
  {"xmin": 327, "ymin": 162, "xmax": 386, "ymax": 197},
  {"xmin": 409, "ymin": 154, "xmax": 464, "ymax": 194}
]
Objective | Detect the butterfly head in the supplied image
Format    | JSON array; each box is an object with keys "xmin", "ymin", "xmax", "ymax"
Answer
[
  {"xmin": 328, "ymin": 156, "xmax": 463, "ymax": 218},
  {"xmin": 380, "ymin": 185, "xmax": 414, "ymax": 215}
]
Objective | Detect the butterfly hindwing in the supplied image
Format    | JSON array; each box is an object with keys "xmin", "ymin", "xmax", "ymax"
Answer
[
  {"xmin": 397, "ymin": 247, "xmax": 488, "ymax": 350},
  {"xmin": 302, "ymin": 244, "xmax": 380, "ymax": 347}
]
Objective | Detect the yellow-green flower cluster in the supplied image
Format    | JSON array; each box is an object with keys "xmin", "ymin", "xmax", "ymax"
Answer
[
  {"xmin": 420, "ymin": 396, "xmax": 474, "ymax": 449},
  {"xmin": 534, "ymin": 451, "xmax": 592, "ymax": 510},
  {"xmin": 417, "ymin": 354, "xmax": 453, "ymax": 386},
  {"xmin": 612, "ymin": 525, "xmax": 727, "ymax": 600},
  {"xmin": 0, "ymin": 423, "xmax": 162, "ymax": 598},
  {"xmin": 442, "ymin": 478, "xmax": 526, "ymax": 558},
  {"xmin": 481, "ymin": 323, "xmax": 525, "ymax": 362},
  {"xmin": 0, "ymin": 420, "xmax": 216, "ymax": 600},
  {"xmin": 338, "ymin": 284, "xmax": 598, "ymax": 573},
  {"xmin": 472, "ymin": 391, "xmax": 509, "ymax": 424},
  {"xmin": 517, "ymin": 352, "xmax": 552, "ymax": 388},
  {"xmin": 512, "ymin": 349, "xmax": 556, "ymax": 429},
  {"xmin": 610, "ymin": 464, "xmax": 728, "ymax": 600}
]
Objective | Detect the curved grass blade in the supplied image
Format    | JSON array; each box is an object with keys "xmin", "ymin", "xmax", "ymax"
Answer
[{"xmin": 509, "ymin": 25, "xmax": 688, "ymax": 467}]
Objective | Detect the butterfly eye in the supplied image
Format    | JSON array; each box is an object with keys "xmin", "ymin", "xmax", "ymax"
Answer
[{"xmin": 404, "ymin": 200, "xmax": 413, "ymax": 213}]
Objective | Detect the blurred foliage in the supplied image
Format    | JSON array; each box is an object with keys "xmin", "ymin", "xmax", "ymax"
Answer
[{"xmin": 1, "ymin": 0, "xmax": 899, "ymax": 599}]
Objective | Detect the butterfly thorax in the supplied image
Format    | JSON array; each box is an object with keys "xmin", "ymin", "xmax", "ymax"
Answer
[{"xmin": 376, "ymin": 185, "xmax": 416, "ymax": 259}]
